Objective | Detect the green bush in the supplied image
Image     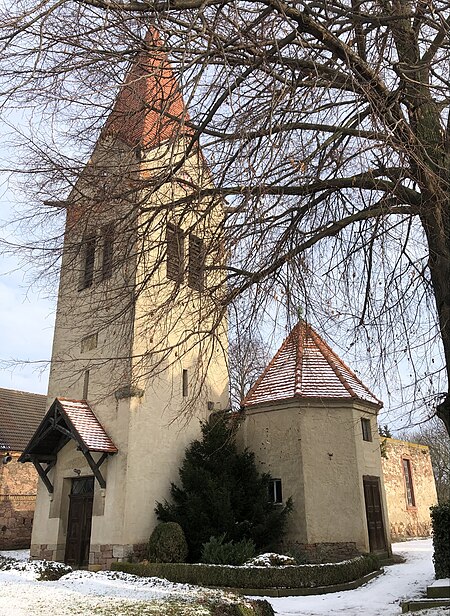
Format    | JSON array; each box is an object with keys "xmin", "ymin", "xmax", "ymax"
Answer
[
  {"xmin": 430, "ymin": 501, "xmax": 450, "ymax": 578},
  {"xmin": 201, "ymin": 535, "xmax": 256, "ymax": 565},
  {"xmin": 156, "ymin": 413, "xmax": 292, "ymax": 561},
  {"xmin": 148, "ymin": 522, "xmax": 188, "ymax": 563},
  {"xmin": 112, "ymin": 553, "xmax": 380, "ymax": 589}
]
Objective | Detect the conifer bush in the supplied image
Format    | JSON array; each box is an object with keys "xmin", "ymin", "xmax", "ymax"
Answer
[
  {"xmin": 155, "ymin": 413, "xmax": 292, "ymax": 561},
  {"xmin": 201, "ymin": 534, "xmax": 256, "ymax": 565},
  {"xmin": 147, "ymin": 521, "xmax": 188, "ymax": 563},
  {"xmin": 430, "ymin": 501, "xmax": 450, "ymax": 578}
]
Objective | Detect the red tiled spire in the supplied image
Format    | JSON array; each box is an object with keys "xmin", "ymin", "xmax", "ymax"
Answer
[
  {"xmin": 242, "ymin": 321, "xmax": 382, "ymax": 408},
  {"xmin": 103, "ymin": 29, "xmax": 191, "ymax": 149}
]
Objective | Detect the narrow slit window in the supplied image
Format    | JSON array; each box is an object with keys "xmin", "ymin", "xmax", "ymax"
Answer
[
  {"xmin": 402, "ymin": 458, "xmax": 416, "ymax": 507},
  {"xmin": 182, "ymin": 369, "xmax": 189, "ymax": 397},
  {"xmin": 268, "ymin": 478, "xmax": 283, "ymax": 504},
  {"xmin": 361, "ymin": 418, "xmax": 372, "ymax": 442},
  {"xmin": 166, "ymin": 223, "xmax": 184, "ymax": 282},
  {"xmin": 80, "ymin": 235, "xmax": 96, "ymax": 290},
  {"xmin": 101, "ymin": 223, "xmax": 114, "ymax": 280},
  {"xmin": 83, "ymin": 370, "xmax": 90, "ymax": 400},
  {"xmin": 188, "ymin": 234, "xmax": 205, "ymax": 291}
]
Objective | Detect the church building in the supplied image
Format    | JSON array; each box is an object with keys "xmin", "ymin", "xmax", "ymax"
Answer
[
  {"xmin": 20, "ymin": 31, "xmax": 392, "ymax": 568},
  {"xmin": 19, "ymin": 30, "xmax": 229, "ymax": 568}
]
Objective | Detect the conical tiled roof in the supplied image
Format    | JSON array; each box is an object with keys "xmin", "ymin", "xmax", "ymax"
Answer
[
  {"xmin": 243, "ymin": 321, "xmax": 381, "ymax": 408},
  {"xmin": 103, "ymin": 29, "xmax": 191, "ymax": 149}
]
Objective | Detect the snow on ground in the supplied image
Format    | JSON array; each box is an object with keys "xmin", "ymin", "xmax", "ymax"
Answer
[
  {"xmin": 0, "ymin": 539, "xmax": 448, "ymax": 616},
  {"xmin": 267, "ymin": 539, "xmax": 448, "ymax": 616}
]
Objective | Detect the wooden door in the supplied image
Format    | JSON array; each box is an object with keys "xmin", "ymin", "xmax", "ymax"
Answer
[
  {"xmin": 363, "ymin": 476, "xmax": 387, "ymax": 552},
  {"xmin": 65, "ymin": 477, "xmax": 94, "ymax": 566}
]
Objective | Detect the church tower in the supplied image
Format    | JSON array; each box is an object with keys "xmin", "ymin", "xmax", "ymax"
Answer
[{"xmin": 20, "ymin": 31, "xmax": 229, "ymax": 568}]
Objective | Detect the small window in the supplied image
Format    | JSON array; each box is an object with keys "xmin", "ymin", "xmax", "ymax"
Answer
[
  {"xmin": 101, "ymin": 223, "xmax": 114, "ymax": 280},
  {"xmin": 83, "ymin": 370, "xmax": 90, "ymax": 400},
  {"xmin": 81, "ymin": 333, "xmax": 98, "ymax": 353},
  {"xmin": 268, "ymin": 478, "xmax": 283, "ymax": 504},
  {"xmin": 182, "ymin": 369, "xmax": 189, "ymax": 397},
  {"xmin": 402, "ymin": 458, "xmax": 416, "ymax": 507},
  {"xmin": 166, "ymin": 223, "xmax": 184, "ymax": 282},
  {"xmin": 71, "ymin": 476, "xmax": 94, "ymax": 495},
  {"xmin": 188, "ymin": 234, "xmax": 205, "ymax": 291},
  {"xmin": 80, "ymin": 235, "xmax": 96, "ymax": 290},
  {"xmin": 361, "ymin": 418, "xmax": 372, "ymax": 442}
]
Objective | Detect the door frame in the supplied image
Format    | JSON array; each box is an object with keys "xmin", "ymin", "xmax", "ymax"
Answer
[
  {"xmin": 64, "ymin": 476, "xmax": 94, "ymax": 567},
  {"xmin": 363, "ymin": 475, "xmax": 388, "ymax": 552}
]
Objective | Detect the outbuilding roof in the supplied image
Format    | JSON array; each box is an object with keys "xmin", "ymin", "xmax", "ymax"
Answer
[
  {"xmin": 242, "ymin": 321, "xmax": 382, "ymax": 408},
  {"xmin": 104, "ymin": 28, "xmax": 191, "ymax": 150},
  {"xmin": 0, "ymin": 387, "xmax": 47, "ymax": 451}
]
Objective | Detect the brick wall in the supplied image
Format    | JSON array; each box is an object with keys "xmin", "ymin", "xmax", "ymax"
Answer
[
  {"xmin": 0, "ymin": 452, "xmax": 38, "ymax": 549},
  {"xmin": 381, "ymin": 438, "xmax": 438, "ymax": 540}
]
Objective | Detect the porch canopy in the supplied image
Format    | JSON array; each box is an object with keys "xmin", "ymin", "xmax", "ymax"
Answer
[{"xmin": 19, "ymin": 398, "xmax": 117, "ymax": 493}]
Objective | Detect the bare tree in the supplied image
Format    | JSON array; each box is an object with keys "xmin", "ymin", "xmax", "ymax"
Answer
[
  {"xmin": 229, "ymin": 330, "xmax": 270, "ymax": 410},
  {"xmin": 1, "ymin": 1, "xmax": 450, "ymax": 433}
]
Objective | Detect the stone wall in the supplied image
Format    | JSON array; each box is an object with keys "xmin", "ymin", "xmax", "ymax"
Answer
[
  {"xmin": 381, "ymin": 438, "xmax": 438, "ymax": 540},
  {"xmin": 281, "ymin": 541, "xmax": 360, "ymax": 563},
  {"xmin": 0, "ymin": 452, "xmax": 38, "ymax": 549}
]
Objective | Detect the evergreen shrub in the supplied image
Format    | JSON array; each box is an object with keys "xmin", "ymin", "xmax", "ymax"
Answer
[
  {"xmin": 155, "ymin": 413, "xmax": 292, "ymax": 561},
  {"xmin": 430, "ymin": 501, "xmax": 450, "ymax": 578},
  {"xmin": 112, "ymin": 554, "xmax": 380, "ymax": 589},
  {"xmin": 201, "ymin": 535, "xmax": 256, "ymax": 565},
  {"xmin": 147, "ymin": 521, "xmax": 188, "ymax": 563}
]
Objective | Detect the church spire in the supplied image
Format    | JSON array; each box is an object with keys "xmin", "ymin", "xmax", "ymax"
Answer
[{"xmin": 103, "ymin": 29, "xmax": 191, "ymax": 150}]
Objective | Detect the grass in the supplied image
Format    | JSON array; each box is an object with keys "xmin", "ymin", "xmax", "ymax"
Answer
[{"xmin": 90, "ymin": 599, "xmax": 211, "ymax": 616}]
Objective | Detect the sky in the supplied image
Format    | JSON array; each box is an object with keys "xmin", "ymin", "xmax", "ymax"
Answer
[{"xmin": 0, "ymin": 188, "xmax": 56, "ymax": 395}]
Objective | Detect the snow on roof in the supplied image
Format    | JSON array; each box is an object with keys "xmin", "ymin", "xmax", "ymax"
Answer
[
  {"xmin": 57, "ymin": 398, "xmax": 118, "ymax": 453},
  {"xmin": 103, "ymin": 28, "xmax": 191, "ymax": 150},
  {"xmin": 243, "ymin": 321, "xmax": 381, "ymax": 408}
]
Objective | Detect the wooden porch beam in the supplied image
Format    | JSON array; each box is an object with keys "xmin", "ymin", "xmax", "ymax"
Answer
[{"xmin": 82, "ymin": 450, "xmax": 107, "ymax": 489}]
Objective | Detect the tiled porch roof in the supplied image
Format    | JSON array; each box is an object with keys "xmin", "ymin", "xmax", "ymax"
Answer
[
  {"xmin": 19, "ymin": 397, "xmax": 117, "ymax": 462},
  {"xmin": 243, "ymin": 321, "xmax": 381, "ymax": 408},
  {"xmin": 57, "ymin": 398, "xmax": 118, "ymax": 453}
]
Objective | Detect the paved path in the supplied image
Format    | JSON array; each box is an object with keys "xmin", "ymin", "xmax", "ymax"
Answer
[{"xmin": 267, "ymin": 539, "xmax": 446, "ymax": 616}]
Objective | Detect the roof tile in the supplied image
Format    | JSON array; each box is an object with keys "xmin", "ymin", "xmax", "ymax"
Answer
[
  {"xmin": 103, "ymin": 28, "xmax": 191, "ymax": 150},
  {"xmin": 0, "ymin": 388, "xmax": 47, "ymax": 451},
  {"xmin": 243, "ymin": 321, "xmax": 381, "ymax": 408},
  {"xmin": 58, "ymin": 398, "xmax": 117, "ymax": 453}
]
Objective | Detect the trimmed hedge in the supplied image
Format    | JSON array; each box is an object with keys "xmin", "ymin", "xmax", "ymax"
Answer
[
  {"xmin": 112, "ymin": 554, "xmax": 380, "ymax": 589},
  {"xmin": 430, "ymin": 501, "xmax": 450, "ymax": 579}
]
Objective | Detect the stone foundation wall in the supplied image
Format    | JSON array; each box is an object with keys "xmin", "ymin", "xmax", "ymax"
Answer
[
  {"xmin": 30, "ymin": 543, "xmax": 60, "ymax": 561},
  {"xmin": 282, "ymin": 541, "xmax": 360, "ymax": 563},
  {"xmin": 0, "ymin": 451, "xmax": 39, "ymax": 549},
  {"xmin": 30, "ymin": 542, "xmax": 148, "ymax": 568},
  {"xmin": 89, "ymin": 542, "xmax": 149, "ymax": 568},
  {"xmin": 0, "ymin": 495, "xmax": 35, "ymax": 550}
]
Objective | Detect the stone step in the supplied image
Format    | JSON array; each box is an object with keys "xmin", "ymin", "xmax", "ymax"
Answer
[{"xmin": 427, "ymin": 579, "xmax": 450, "ymax": 599}]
